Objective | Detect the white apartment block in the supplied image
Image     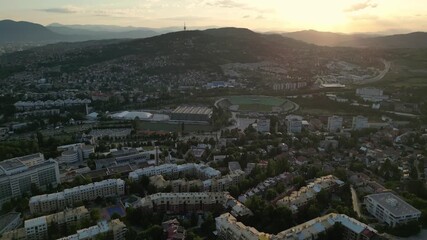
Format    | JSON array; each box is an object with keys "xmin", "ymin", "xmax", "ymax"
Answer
[
  {"xmin": 132, "ymin": 192, "xmax": 252, "ymax": 217},
  {"xmin": 327, "ymin": 115, "xmax": 343, "ymax": 133},
  {"xmin": 128, "ymin": 163, "xmax": 221, "ymax": 181},
  {"xmin": 352, "ymin": 115, "xmax": 369, "ymax": 130},
  {"xmin": 277, "ymin": 175, "xmax": 344, "ymax": 213},
  {"xmin": 286, "ymin": 115, "xmax": 303, "ymax": 133},
  {"xmin": 216, "ymin": 213, "xmax": 378, "ymax": 240},
  {"xmin": 57, "ymin": 219, "xmax": 127, "ymax": 240},
  {"xmin": 29, "ymin": 179, "xmax": 125, "ymax": 214},
  {"xmin": 0, "ymin": 153, "xmax": 60, "ymax": 207},
  {"xmin": 257, "ymin": 118, "xmax": 270, "ymax": 133},
  {"xmin": 364, "ymin": 192, "xmax": 421, "ymax": 227}
]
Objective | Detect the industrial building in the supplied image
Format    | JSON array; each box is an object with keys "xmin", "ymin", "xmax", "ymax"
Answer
[
  {"xmin": 171, "ymin": 106, "xmax": 213, "ymax": 122},
  {"xmin": 352, "ymin": 115, "xmax": 369, "ymax": 130}
]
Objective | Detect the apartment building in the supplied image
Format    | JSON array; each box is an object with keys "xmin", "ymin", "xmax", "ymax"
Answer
[
  {"xmin": 29, "ymin": 179, "xmax": 125, "ymax": 214},
  {"xmin": 352, "ymin": 116, "xmax": 369, "ymax": 130},
  {"xmin": 364, "ymin": 192, "xmax": 421, "ymax": 227},
  {"xmin": 57, "ymin": 219, "xmax": 127, "ymax": 240},
  {"xmin": 286, "ymin": 115, "xmax": 303, "ymax": 134},
  {"xmin": 216, "ymin": 213, "xmax": 378, "ymax": 240},
  {"xmin": 128, "ymin": 163, "xmax": 221, "ymax": 181},
  {"xmin": 0, "ymin": 153, "xmax": 60, "ymax": 207},
  {"xmin": 131, "ymin": 192, "xmax": 252, "ymax": 217},
  {"xmin": 327, "ymin": 116, "xmax": 343, "ymax": 132},
  {"xmin": 276, "ymin": 175, "xmax": 344, "ymax": 213}
]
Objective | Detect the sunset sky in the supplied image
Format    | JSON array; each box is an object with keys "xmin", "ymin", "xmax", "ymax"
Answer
[{"xmin": 1, "ymin": 0, "xmax": 426, "ymax": 33}]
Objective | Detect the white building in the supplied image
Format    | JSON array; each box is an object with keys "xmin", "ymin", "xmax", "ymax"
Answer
[
  {"xmin": 0, "ymin": 153, "xmax": 60, "ymax": 208},
  {"xmin": 327, "ymin": 115, "xmax": 343, "ymax": 133},
  {"xmin": 57, "ymin": 143, "xmax": 95, "ymax": 163},
  {"xmin": 256, "ymin": 118, "xmax": 270, "ymax": 133},
  {"xmin": 29, "ymin": 179, "xmax": 125, "ymax": 214},
  {"xmin": 364, "ymin": 192, "xmax": 421, "ymax": 227},
  {"xmin": 356, "ymin": 87, "xmax": 389, "ymax": 102},
  {"xmin": 128, "ymin": 163, "xmax": 221, "ymax": 181},
  {"xmin": 57, "ymin": 219, "xmax": 127, "ymax": 240},
  {"xmin": 285, "ymin": 115, "xmax": 303, "ymax": 133},
  {"xmin": 352, "ymin": 115, "xmax": 369, "ymax": 130}
]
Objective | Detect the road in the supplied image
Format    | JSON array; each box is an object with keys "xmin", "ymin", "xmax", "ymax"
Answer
[
  {"xmin": 350, "ymin": 185, "xmax": 362, "ymax": 218},
  {"xmin": 357, "ymin": 58, "xmax": 391, "ymax": 84}
]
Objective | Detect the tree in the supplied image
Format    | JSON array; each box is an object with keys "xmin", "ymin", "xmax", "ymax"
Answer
[{"xmin": 265, "ymin": 189, "xmax": 278, "ymax": 201}]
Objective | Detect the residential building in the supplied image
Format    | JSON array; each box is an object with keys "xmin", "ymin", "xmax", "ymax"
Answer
[
  {"xmin": 128, "ymin": 163, "xmax": 221, "ymax": 181},
  {"xmin": 364, "ymin": 192, "xmax": 421, "ymax": 227},
  {"xmin": 216, "ymin": 213, "xmax": 378, "ymax": 240},
  {"xmin": 29, "ymin": 179, "xmax": 125, "ymax": 214},
  {"xmin": 353, "ymin": 116, "xmax": 369, "ymax": 130},
  {"xmin": 131, "ymin": 192, "xmax": 252, "ymax": 218},
  {"xmin": 57, "ymin": 219, "xmax": 127, "ymax": 240},
  {"xmin": 0, "ymin": 153, "xmax": 60, "ymax": 207},
  {"xmin": 327, "ymin": 115, "xmax": 343, "ymax": 133},
  {"xmin": 276, "ymin": 175, "xmax": 344, "ymax": 213},
  {"xmin": 257, "ymin": 118, "xmax": 270, "ymax": 133},
  {"xmin": 286, "ymin": 115, "xmax": 303, "ymax": 133}
]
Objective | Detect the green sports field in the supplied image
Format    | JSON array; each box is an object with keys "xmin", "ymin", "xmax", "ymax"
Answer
[{"xmin": 226, "ymin": 95, "xmax": 295, "ymax": 112}]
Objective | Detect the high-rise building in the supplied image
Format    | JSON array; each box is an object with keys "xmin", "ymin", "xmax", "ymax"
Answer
[
  {"xmin": 0, "ymin": 153, "xmax": 60, "ymax": 208},
  {"xmin": 327, "ymin": 115, "xmax": 343, "ymax": 132},
  {"xmin": 352, "ymin": 115, "xmax": 369, "ymax": 130},
  {"xmin": 29, "ymin": 179, "xmax": 125, "ymax": 214},
  {"xmin": 285, "ymin": 115, "xmax": 303, "ymax": 133}
]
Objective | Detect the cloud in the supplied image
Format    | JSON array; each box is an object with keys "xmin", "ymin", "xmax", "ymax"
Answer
[
  {"xmin": 40, "ymin": 7, "xmax": 78, "ymax": 14},
  {"xmin": 206, "ymin": 0, "xmax": 245, "ymax": 9},
  {"xmin": 345, "ymin": 0, "xmax": 377, "ymax": 13}
]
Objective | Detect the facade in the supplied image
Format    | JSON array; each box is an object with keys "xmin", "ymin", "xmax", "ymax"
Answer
[
  {"xmin": 352, "ymin": 116, "xmax": 369, "ymax": 130},
  {"xmin": 257, "ymin": 118, "xmax": 271, "ymax": 133},
  {"xmin": 356, "ymin": 87, "xmax": 388, "ymax": 102},
  {"xmin": 327, "ymin": 115, "xmax": 343, "ymax": 133},
  {"xmin": 364, "ymin": 192, "xmax": 421, "ymax": 227},
  {"xmin": 29, "ymin": 179, "xmax": 125, "ymax": 214},
  {"xmin": 0, "ymin": 153, "xmax": 60, "ymax": 207},
  {"xmin": 170, "ymin": 106, "xmax": 213, "ymax": 122},
  {"xmin": 272, "ymin": 82, "xmax": 307, "ymax": 91},
  {"xmin": 128, "ymin": 163, "xmax": 221, "ymax": 181},
  {"xmin": 286, "ymin": 115, "xmax": 303, "ymax": 133},
  {"xmin": 132, "ymin": 192, "xmax": 252, "ymax": 217},
  {"xmin": 216, "ymin": 213, "xmax": 378, "ymax": 240},
  {"xmin": 57, "ymin": 219, "xmax": 127, "ymax": 240},
  {"xmin": 276, "ymin": 175, "xmax": 344, "ymax": 214}
]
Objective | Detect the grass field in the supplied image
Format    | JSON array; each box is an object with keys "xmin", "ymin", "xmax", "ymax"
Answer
[
  {"xmin": 226, "ymin": 95, "xmax": 288, "ymax": 112},
  {"xmin": 138, "ymin": 121, "xmax": 214, "ymax": 132}
]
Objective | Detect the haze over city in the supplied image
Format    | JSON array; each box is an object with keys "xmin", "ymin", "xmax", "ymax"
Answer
[
  {"xmin": 0, "ymin": 1, "xmax": 427, "ymax": 240},
  {"xmin": 1, "ymin": 0, "xmax": 427, "ymax": 33}
]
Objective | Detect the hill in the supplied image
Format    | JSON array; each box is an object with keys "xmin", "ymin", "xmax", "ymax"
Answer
[
  {"xmin": 347, "ymin": 32, "xmax": 427, "ymax": 49},
  {"xmin": 0, "ymin": 20, "xmax": 66, "ymax": 43},
  {"xmin": 283, "ymin": 30, "xmax": 427, "ymax": 48},
  {"xmin": 47, "ymin": 24, "xmax": 160, "ymax": 41},
  {"xmin": 281, "ymin": 30, "xmax": 370, "ymax": 47}
]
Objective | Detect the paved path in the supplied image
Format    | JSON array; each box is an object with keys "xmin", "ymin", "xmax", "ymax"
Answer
[{"xmin": 350, "ymin": 185, "xmax": 362, "ymax": 218}]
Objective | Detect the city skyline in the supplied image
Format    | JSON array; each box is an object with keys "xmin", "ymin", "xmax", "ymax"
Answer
[{"xmin": 1, "ymin": 0, "xmax": 427, "ymax": 34}]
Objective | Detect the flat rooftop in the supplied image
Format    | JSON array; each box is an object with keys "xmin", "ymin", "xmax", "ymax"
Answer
[
  {"xmin": 0, "ymin": 159, "xmax": 26, "ymax": 172},
  {"xmin": 172, "ymin": 106, "xmax": 212, "ymax": 115},
  {"xmin": 366, "ymin": 192, "xmax": 421, "ymax": 217}
]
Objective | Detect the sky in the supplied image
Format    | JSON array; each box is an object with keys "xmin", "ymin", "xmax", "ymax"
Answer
[{"xmin": 0, "ymin": 0, "xmax": 426, "ymax": 33}]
